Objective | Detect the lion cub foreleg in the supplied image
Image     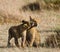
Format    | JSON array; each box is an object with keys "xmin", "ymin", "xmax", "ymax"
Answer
[
  {"xmin": 21, "ymin": 30, "xmax": 26, "ymax": 47},
  {"xmin": 28, "ymin": 28, "xmax": 36, "ymax": 47}
]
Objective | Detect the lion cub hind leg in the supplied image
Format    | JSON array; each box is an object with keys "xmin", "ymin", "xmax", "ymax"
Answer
[
  {"xmin": 33, "ymin": 32, "xmax": 41, "ymax": 47},
  {"xmin": 29, "ymin": 35, "xmax": 35, "ymax": 47}
]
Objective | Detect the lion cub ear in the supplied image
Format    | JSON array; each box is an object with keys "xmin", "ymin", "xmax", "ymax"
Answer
[
  {"xmin": 29, "ymin": 16, "xmax": 37, "ymax": 27},
  {"xmin": 29, "ymin": 16, "xmax": 33, "ymax": 21},
  {"xmin": 22, "ymin": 20, "xmax": 26, "ymax": 24},
  {"xmin": 29, "ymin": 16, "xmax": 35, "ymax": 23}
]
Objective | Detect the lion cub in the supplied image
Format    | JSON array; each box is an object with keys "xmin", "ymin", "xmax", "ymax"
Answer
[
  {"xmin": 7, "ymin": 20, "xmax": 30, "ymax": 48},
  {"xmin": 26, "ymin": 16, "xmax": 40, "ymax": 47}
]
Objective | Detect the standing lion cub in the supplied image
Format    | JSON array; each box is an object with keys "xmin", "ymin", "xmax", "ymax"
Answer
[
  {"xmin": 7, "ymin": 20, "xmax": 30, "ymax": 48},
  {"xmin": 26, "ymin": 16, "xmax": 40, "ymax": 47}
]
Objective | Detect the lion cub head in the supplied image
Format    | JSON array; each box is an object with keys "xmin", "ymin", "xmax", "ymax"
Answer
[
  {"xmin": 21, "ymin": 20, "xmax": 31, "ymax": 29},
  {"xmin": 29, "ymin": 16, "xmax": 37, "ymax": 28}
]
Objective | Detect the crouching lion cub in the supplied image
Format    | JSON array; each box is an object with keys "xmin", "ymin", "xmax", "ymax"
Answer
[{"xmin": 26, "ymin": 16, "xmax": 40, "ymax": 47}]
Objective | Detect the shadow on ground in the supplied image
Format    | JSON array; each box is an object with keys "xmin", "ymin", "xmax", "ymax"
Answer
[{"xmin": 0, "ymin": 45, "xmax": 15, "ymax": 48}]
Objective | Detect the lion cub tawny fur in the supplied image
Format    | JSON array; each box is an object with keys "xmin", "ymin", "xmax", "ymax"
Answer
[{"xmin": 26, "ymin": 16, "xmax": 40, "ymax": 47}]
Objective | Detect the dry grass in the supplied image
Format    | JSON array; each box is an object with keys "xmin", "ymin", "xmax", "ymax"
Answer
[
  {"xmin": 0, "ymin": 23, "xmax": 60, "ymax": 52},
  {"xmin": 0, "ymin": 0, "xmax": 60, "ymax": 52},
  {"xmin": 0, "ymin": 10, "xmax": 60, "ymax": 52}
]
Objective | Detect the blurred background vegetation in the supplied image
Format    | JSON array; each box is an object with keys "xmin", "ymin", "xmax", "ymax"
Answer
[
  {"xmin": 0, "ymin": 0, "xmax": 60, "ymax": 48},
  {"xmin": 37, "ymin": 0, "xmax": 60, "ymax": 10},
  {"xmin": 0, "ymin": 0, "xmax": 60, "ymax": 24}
]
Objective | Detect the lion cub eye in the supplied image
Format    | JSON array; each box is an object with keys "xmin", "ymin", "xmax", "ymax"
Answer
[{"xmin": 24, "ymin": 24, "xmax": 28, "ymax": 27}]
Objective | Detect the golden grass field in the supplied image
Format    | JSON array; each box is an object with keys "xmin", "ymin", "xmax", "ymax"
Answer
[{"xmin": 0, "ymin": 0, "xmax": 60, "ymax": 52}]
